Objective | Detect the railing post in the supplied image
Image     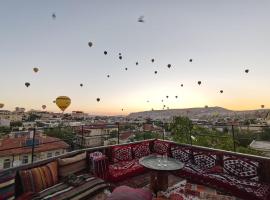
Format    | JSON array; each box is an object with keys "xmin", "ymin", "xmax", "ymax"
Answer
[
  {"xmin": 117, "ymin": 122, "xmax": 120, "ymax": 144},
  {"xmin": 31, "ymin": 128, "xmax": 36, "ymax": 163},
  {"xmin": 81, "ymin": 125, "xmax": 84, "ymax": 148},
  {"xmin": 232, "ymin": 125, "xmax": 236, "ymax": 152},
  {"xmin": 162, "ymin": 129, "xmax": 165, "ymax": 140}
]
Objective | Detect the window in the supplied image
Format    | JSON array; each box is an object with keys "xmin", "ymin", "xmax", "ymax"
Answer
[
  {"xmin": 22, "ymin": 155, "xmax": 28, "ymax": 164},
  {"xmin": 55, "ymin": 151, "xmax": 60, "ymax": 156},
  {"xmin": 47, "ymin": 152, "xmax": 52, "ymax": 158},
  {"xmin": 3, "ymin": 159, "xmax": 11, "ymax": 169}
]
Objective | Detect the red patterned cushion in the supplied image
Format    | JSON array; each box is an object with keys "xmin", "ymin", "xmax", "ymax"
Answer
[
  {"xmin": 193, "ymin": 151, "xmax": 217, "ymax": 170},
  {"xmin": 223, "ymin": 155, "xmax": 259, "ymax": 181},
  {"xmin": 19, "ymin": 161, "xmax": 58, "ymax": 193},
  {"xmin": 132, "ymin": 142, "xmax": 150, "ymax": 159},
  {"xmin": 153, "ymin": 140, "xmax": 170, "ymax": 155},
  {"xmin": 108, "ymin": 160, "xmax": 145, "ymax": 182},
  {"xmin": 171, "ymin": 145, "xmax": 191, "ymax": 163},
  {"xmin": 112, "ymin": 145, "xmax": 133, "ymax": 163},
  {"xmin": 207, "ymin": 172, "xmax": 270, "ymax": 200}
]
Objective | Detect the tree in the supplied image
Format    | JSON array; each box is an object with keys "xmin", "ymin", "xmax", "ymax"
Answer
[
  {"xmin": 170, "ymin": 116, "xmax": 193, "ymax": 144},
  {"xmin": 44, "ymin": 127, "xmax": 75, "ymax": 147},
  {"xmin": 10, "ymin": 121, "xmax": 22, "ymax": 127},
  {"xmin": 260, "ymin": 128, "xmax": 270, "ymax": 141}
]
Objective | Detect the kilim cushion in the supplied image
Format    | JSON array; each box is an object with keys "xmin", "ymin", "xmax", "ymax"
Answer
[
  {"xmin": 0, "ymin": 171, "xmax": 15, "ymax": 200},
  {"xmin": 223, "ymin": 155, "xmax": 259, "ymax": 181},
  {"xmin": 171, "ymin": 145, "xmax": 192, "ymax": 163},
  {"xmin": 58, "ymin": 152, "xmax": 87, "ymax": 178},
  {"xmin": 132, "ymin": 142, "xmax": 150, "ymax": 159},
  {"xmin": 19, "ymin": 161, "xmax": 58, "ymax": 193},
  {"xmin": 153, "ymin": 140, "xmax": 170, "ymax": 155},
  {"xmin": 111, "ymin": 145, "xmax": 132, "ymax": 163},
  {"xmin": 193, "ymin": 150, "xmax": 217, "ymax": 170}
]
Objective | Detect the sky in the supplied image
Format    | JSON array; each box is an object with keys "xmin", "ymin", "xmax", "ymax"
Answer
[{"xmin": 0, "ymin": 0, "xmax": 270, "ymax": 115}]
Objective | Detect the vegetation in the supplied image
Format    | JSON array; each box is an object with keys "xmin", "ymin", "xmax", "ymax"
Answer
[
  {"xmin": 170, "ymin": 116, "xmax": 262, "ymax": 156},
  {"xmin": 44, "ymin": 127, "xmax": 75, "ymax": 147},
  {"xmin": 134, "ymin": 131, "xmax": 161, "ymax": 141}
]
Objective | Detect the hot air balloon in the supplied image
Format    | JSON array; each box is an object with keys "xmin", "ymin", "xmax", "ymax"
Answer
[
  {"xmin": 220, "ymin": 90, "xmax": 223, "ymax": 93},
  {"xmin": 119, "ymin": 56, "xmax": 122, "ymax": 60},
  {"xmin": 80, "ymin": 83, "xmax": 83, "ymax": 87},
  {"xmin": 167, "ymin": 64, "xmax": 171, "ymax": 68},
  {"xmin": 107, "ymin": 75, "xmax": 110, "ymax": 78},
  {"xmin": 147, "ymin": 100, "xmax": 149, "ymax": 103},
  {"xmin": 198, "ymin": 81, "xmax": 201, "ymax": 85},
  {"xmin": 181, "ymin": 84, "xmax": 183, "ymax": 87},
  {"xmin": 52, "ymin": 13, "xmax": 56, "ymax": 19},
  {"xmin": 136, "ymin": 62, "xmax": 139, "ymax": 66},
  {"xmin": 104, "ymin": 51, "xmax": 108, "ymax": 55},
  {"xmin": 42, "ymin": 105, "xmax": 46, "ymax": 110},
  {"xmin": 119, "ymin": 53, "xmax": 122, "ymax": 56},
  {"xmin": 166, "ymin": 96, "xmax": 169, "ymax": 98},
  {"xmin": 151, "ymin": 108, "xmax": 154, "ymax": 111},
  {"xmin": 175, "ymin": 96, "xmax": 178, "ymax": 98},
  {"xmin": 189, "ymin": 59, "xmax": 193, "ymax": 62},
  {"xmin": 56, "ymin": 96, "xmax": 71, "ymax": 112},
  {"xmin": 261, "ymin": 105, "xmax": 265, "ymax": 109},
  {"xmin": 53, "ymin": 100, "xmax": 56, "ymax": 103},
  {"xmin": 25, "ymin": 82, "xmax": 30, "ymax": 87},
  {"xmin": 151, "ymin": 58, "xmax": 155, "ymax": 63},
  {"xmin": 121, "ymin": 108, "xmax": 124, "ymax": 111},
  {"xmin": 167, "ymin": 107, "xmax": 170, "ymax": 110},
  {"xmin": 0, "ymin": 103, "xmax": 4, "ymax": 109},
  {"xmin": 125, "ymin": 68, "xmax": 128, "ymax": 71},
  {"xmin": 245, "ymin": 69, "xmax": 249, "ymax": 73},
  {"xmin": 88, "ymin": 42, "xmax": 93, "ymax": 47},
  {"xmin": 161, "ymin": 100, "xmax": 164, "ymax": 102},
  {"xmin": 154, "ymin": 71, "xmax": 157, "ymax": 74},
  {"xmin": 138, "ymin": 16, "xmax": 145, "ymax": 23},
  {"xmin": 96, "ymin": 98, "xmax": 100, "ymax": 102},
  {"xmin": 33, "ymin": 67, "xmax": 39, "ymax": 73}
]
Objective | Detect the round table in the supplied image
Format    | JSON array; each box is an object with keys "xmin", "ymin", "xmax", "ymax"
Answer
[{"xmin": 139, "ymin": 155, "xmax": 184, "ymax": 192}]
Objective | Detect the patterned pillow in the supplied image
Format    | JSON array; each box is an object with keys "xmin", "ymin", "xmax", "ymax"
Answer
[
  {"xmin": 193, "ymin": 151, "xmax": 217, "ymax": 170},
  {"xmin": 112, "ymin": 145, "xmax": 132, "ymax": 163},
  {"xmin": 223, "ymin": 155, "xmax": 259, "ymax": 181},
  {"xmin": 153, "ymin": 140, "xmax": 170, "ymax": 155},
  {"xmin": 58, "ymin": 152, "xmax": 87, "ymax": 178},
  {"xmin": 132, "ymin": 142, "xmax": 150, "ymax": 159},
  {"xmin": 0, "ymin": 171, "xmax": 15, "ymax": 200},
  {"xmin": 19, "ymin": 161, "xmax": 58, "ymax": 193},
  {"xmin": 171, "ymin": 146, "xmax": 191, "ymax": 163}
]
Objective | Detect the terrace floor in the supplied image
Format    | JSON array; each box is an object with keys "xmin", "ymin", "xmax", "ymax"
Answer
[{"xmin": 90, "ymin": 172, "xmax": 241, "ymax": 200}]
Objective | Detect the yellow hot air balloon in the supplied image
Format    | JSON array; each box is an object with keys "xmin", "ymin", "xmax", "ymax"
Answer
[
  {"xmin": 0, "ymin": 103, "xmax": 4, "ymax": 109},
  {"xmin": 56, "ymin": 96, "xmax": 71, "ymax": 112}
]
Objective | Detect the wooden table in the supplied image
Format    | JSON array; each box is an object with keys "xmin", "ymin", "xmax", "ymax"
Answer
[{"xmin": 139, "ymin": 155, "xmax": 184, "ymax": 192}]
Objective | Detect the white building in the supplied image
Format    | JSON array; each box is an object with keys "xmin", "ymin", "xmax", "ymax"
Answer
[{"xmin": 0, "ymin": 118, "xmax": 10, "ymax": 127}]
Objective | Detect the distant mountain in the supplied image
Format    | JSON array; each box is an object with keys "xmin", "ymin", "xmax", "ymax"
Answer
[{"xmin": 128, "ymin": 107, "xmax": 270, "ymax": 120}]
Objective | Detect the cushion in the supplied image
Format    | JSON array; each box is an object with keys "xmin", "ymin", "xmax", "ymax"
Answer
[
  {"xmin": 107, "ymin": 186, "xmax": 152, "ymax": 200},
  {"xmin": 0, "ymin": 171, "xmax": 15, "ymax": 200},
  {"xmin": 153, "ymin": 140, "xmax": 170, "ymax": 155},
  {"xmin": 19, "ymin": 161, "xmax": 58, "ymax": 193},
  {"xmin": 132, "ymin": 142, "xmax": 150, "ymax": 159},
  {"xmin": 223, "ymin": 155, "xmax": 259, "ymax": 181},
  {"xmin": 58, "ymin": 152, "xmax": 87, "ymax": 178},
  {"xmin": 171, "ymin": 145, "xmax": 192, "ymax": 163},
  {"xmin": 111, "ymin": 145, "xmax": 132, "ymax": 163},
  {"xmin": 108, "ymin": 160, "xmax": 145, "ymax": 182},
  {"xmin": 193, "ymin": 150, "xmax": 217, "ymax": 170}
]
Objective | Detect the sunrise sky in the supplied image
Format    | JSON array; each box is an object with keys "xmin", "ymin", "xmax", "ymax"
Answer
[{"xmin": 0, "ymin": 0, "xmax": 270, "ymax": 115}]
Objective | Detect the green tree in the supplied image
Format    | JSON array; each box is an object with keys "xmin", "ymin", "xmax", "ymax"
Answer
[
  {"xmin": 170, "ymin": 116, "xmax": 193, "ymax": 144},
  {"xmin": 44, "ymin": 127, "xmax": 75, "ymax": 147},
  {"xmin": 10, "ymin": 121, "xmax": 22, "ymax": 127}
]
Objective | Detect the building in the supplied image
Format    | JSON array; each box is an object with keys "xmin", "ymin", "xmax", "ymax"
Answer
[
  {"xmin": 75, "ymin": 124, "xmax": 118, "ymax": 148},
  {"xmin": 0, "ymin": 110, "xmax": 23, "ymax": 122},
  {"xmin": 0, "ymin": 118, "xmax": 10, "ymax": 127},
  {"xmin": 71, "ymin": 111, "xmax": 88, "ymax": 120},
  {"xmin": 250, "ymin": 140, "xmax": 270, "ymax": 157},
  {"xmin": 0, "ymin": 132, "xmax": 69, "ymax": 170}
]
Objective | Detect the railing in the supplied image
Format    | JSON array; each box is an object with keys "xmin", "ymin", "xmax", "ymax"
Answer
[{"xmin": 0, "ymin": 122, "xmax": 270, "ymax": 170}]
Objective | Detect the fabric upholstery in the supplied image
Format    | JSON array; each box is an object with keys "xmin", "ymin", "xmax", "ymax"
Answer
[
  {"xmin": 153, "ymin": 140, "xmax": 170, "ymax": 155},
  {"xmin": 193, "ymin": 150, "xmax": 217, "ymax": 170},
  {"xmin": 19, "ymin": 161, "xmax": 58, "ymax": 193},
  {"xmin": 170, "ymin": 145, "xmax": 192, "ymax": 163},
  {"xmin": 111, "ymin": 145, "xmax": 132, "ymax": 163},
  {"xmin": 223, "ymin": 155, "xmax": 259, "ymax": 181},
  {"xmin": 107, "ymin": 186, "xmax": 152, "ymax": 200},
  {"xmin": 0, "ymin": 171, "xmax": 15, "ymax": 200},
  {"xmin": 207, "ymin": 172, "xmax": 270, "ymax": 200},
  {"xmin": 58, "ymin": 152, "xmax": 87, "ymax": 178},
  {"xmin": 108, "ymin": 159, "xmax": 145, "ymax": 182},
  {"xmin": 132, "ymin": 142, "xmax": 150, "ymax": 159}
]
